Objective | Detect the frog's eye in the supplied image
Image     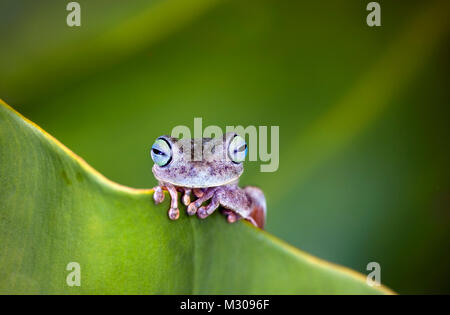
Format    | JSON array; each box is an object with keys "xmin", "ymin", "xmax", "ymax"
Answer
[
  {"xmin": 151, "ymin": 138, "xmax": 172, "ymax": 167},
  {"xmin": 228, "ymin": 135, "xmax": 247, "ymax": 163}
]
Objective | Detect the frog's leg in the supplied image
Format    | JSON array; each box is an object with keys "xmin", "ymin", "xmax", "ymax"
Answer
[
  {"xmin": 194, "ymin": 186, "xmax": 247, "ymax": 222},
  {"xmin": 196, "ymin": 188, "xmax": 244, "ymax": 223},
  {"xmin": 187, "ymin": 187, "xmax": 216, "ymax": 216},
  {"xmin": 212, "ymin": 186, "xmax": 266, "ymax": 228},
  {"xmin": 197, "ymin": 194, "xmax": 220, "ymax": 219},
  {"xmin": 197, "ymin": 188, "xmax": 239, "ymax": 221},
  {"xmin": 165, "ymin": 183, "xmax": 180, "ymax": 220},
  {"xmin": 243, "ymin": 186, "xmax": 267, "ymax": 229}
]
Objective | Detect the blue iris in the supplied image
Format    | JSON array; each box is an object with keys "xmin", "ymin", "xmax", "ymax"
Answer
[
  {"xmin": 229, "ymin": 135, "xmax": 247, "ymax": 163},
  {"xmin": 151, "ymin": 138, "xmax": 172, "ymax": 167}
]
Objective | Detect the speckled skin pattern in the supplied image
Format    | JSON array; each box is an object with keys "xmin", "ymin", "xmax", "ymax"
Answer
[{"xmin": 152, "ymin": 133, "xmax": 267, "ymax": 229}]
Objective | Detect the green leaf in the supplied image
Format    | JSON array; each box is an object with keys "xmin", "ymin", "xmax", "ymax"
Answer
[{"xmin": 0, "ymin": 100, "xmax": 393, "ymax": 294}]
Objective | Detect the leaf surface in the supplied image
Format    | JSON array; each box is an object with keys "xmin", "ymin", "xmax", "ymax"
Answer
[{"xmin": 0, "ymin": 100, "xmax": 393, "ymax": 294}]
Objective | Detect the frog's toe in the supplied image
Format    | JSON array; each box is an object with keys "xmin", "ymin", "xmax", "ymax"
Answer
[
  {"xmin": 193, "ymin": 188, "xmax": 204, "ymax": 198},
  {"xmin": 221, "ymin": 209, "xmax": 240, "ymax": 224},
  {"xmin": 197, "ymin": 206, "xmax": 208, "ymax": 219},
  {"xmin": 153, "ymin": 186, "xmax": 164, "ymax": 204},
  {"xmin": 187, "ymin": 202, "xmax": 198, "ymax": 216},
  {"xmin": 182, "ymin": 189, "xmax": 191, "ymax": 206},
  {"xmin": 168, "ymin": 207, "xmax": 180, "ymax": 220},
  {"xmin": 197, "ymin": 195, "xmax": 220, "ymax": 219},
  {"xmin": 226, "ymin": 212, "xmax": 238, "ymax": 223}
]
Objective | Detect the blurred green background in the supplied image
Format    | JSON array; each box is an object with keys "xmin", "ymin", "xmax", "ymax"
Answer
[{"xmin": 1, "ymin": 0, "xmax": 449, "ymax": 294}]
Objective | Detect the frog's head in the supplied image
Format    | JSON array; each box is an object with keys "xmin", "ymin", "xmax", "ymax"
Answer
[{"xmin": 150, "ymin": 132, "xmax": 247, "ymax": 188}]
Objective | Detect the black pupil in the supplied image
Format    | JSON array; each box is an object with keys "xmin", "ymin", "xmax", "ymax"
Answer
[
  {"xmin": 152, "ymin": 148, "xmax": 165, "ymax": 156},
  {"xmin": 234, "ymin": 144, "xmax": 247, "ymax": 154}
]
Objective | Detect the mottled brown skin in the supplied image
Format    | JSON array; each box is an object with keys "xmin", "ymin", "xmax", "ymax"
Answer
[{"xmin": 151, "ymin": 133, "xmax": 267, "ymax": 229}]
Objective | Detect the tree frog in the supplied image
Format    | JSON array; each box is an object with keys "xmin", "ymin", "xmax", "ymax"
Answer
[{"xmin": 150, "ymin": 132, "xmax": 266, "ymax": 229}]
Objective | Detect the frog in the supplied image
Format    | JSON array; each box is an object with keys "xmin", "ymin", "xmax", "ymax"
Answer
[{"xmin": 150, "ymin": 132, "xmax": 266, "ymax": 229}]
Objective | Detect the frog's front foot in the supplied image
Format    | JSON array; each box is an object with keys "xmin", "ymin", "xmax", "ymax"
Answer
[
  {"xmin": 188, "ymin": 187, "xmax": 217, "ymax": 217},
  {"xmin": 152, "ymin": 183, "xmax": 180, "ymax": 220},
  {"xmin": 197, "ymin": 194, "xmax": 220, "ymax": 219}
]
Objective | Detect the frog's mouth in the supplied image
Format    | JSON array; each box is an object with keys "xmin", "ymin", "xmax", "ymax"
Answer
[
  {"xmin": 152, "ymin": 164, "xmax": 243, "ymax": 188},
  {"xmin": 155, "ymin": 176, "xmax": 240, "ymax": 188}
]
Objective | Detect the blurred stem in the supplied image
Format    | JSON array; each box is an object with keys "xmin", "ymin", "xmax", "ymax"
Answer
[
  {"xmin": 265, "ymin": 0, "xmax": 450, "ymax": 202},
  {"xmin": 3, "ymin": 0, "xmax": 222, "ymax": 100}
]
